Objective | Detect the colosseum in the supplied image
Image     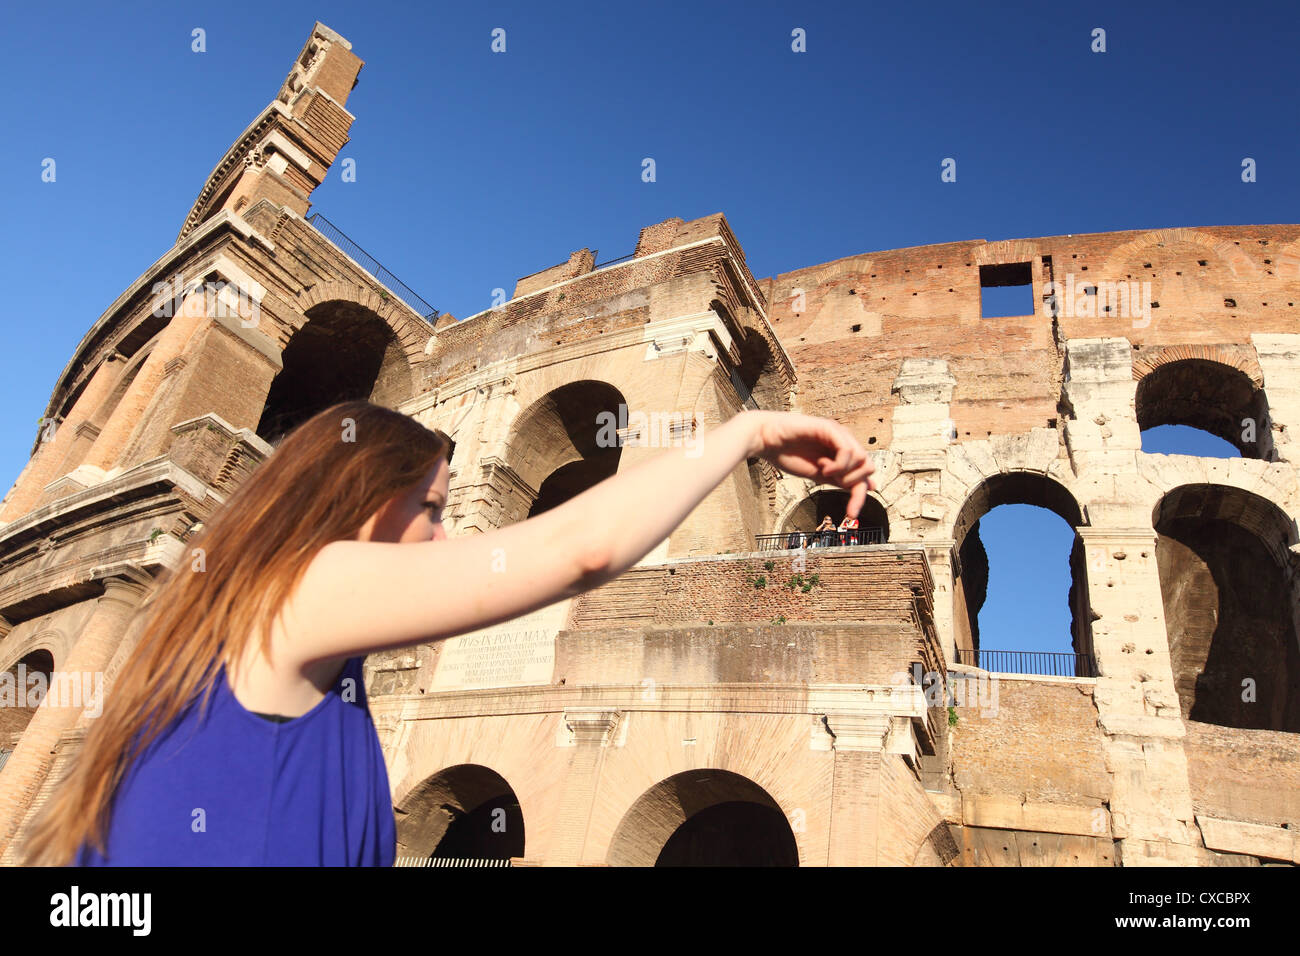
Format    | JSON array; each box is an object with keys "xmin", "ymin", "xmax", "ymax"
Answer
[{"xmin": 1, "ymin": 22, "xmax": 1297, "ymax": 867}]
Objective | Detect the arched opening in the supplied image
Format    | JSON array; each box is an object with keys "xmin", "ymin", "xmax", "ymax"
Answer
[
  {"xmin": 1136, "ymin": 359, "xmax": 1272, "ymax": 460},
  {"xmin": 607, "ymin": 769, "xmax": 798, "ymax": 867},
  {"xmin": 257, "ymin": 301, "xmax": 413, "ymax": 444},
  {"xmin": 951, "ymin": 474, "xmax": 1093, "ymax": 676},
  {"xmin": 779, "ymin": 489, "xmax": 888, "ymax": 546},
  {"xmin": 528, "ymin": 457, "xmax": 613, "ymax": 518},
  {"xmin": 502, "ymin": 381, "xmax": 625, "ymax": 524},
  {"xmin": 393, "ymin": 764, "xmax": 525, "ymax": 862},
  {"xmin": 1153, "ymin": 484, "xmax": 1300, "ymax": 731},
  {"xmin": 0, "ymin": 650, "xmax": 54, "ymax": 757},
  {"xmin": 729, "ymin": 324, "xmax": 788, "ymax": 413}
]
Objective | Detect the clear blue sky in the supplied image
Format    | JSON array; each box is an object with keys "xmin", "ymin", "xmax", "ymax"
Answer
[{"xmin": 1, "ymin": 0, "xmax": 1295, "ymax": 651}]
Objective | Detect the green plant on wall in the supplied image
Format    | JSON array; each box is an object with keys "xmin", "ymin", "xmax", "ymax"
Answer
[
  {"xmin": 148, "ymin": 528, "xmax": 165, "ymax": 544},
  {"xmin": 784, "ymin": 572, "xmax": 821, "ymax": 593},
  {"xmin": 948, "ymin": 705, "xmax": 958, "ymax": 726},
  {"xmin": 770, "ymin": 614, "xmax": 787, "ymax": 625}
]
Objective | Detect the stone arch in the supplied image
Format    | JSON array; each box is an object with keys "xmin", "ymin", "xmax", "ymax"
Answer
[
  {"xmin": 0, "ymin": 647, "xmax": 56, "ymax": 752},
  {"xmin": 1134, "ymin": 352, "xmax": 1271, "ymax": 458},
  {"xmin": 1103, "ymin": 228, "xmax": 1264, "ymax": 280},
  {"xmin": 0, "ymin": 629, "xmax": 66, "ymax": 678},
  {"xmin": 778, "ymin": 486, "xmax": 889, "ymax": 544},
  {"xmin": 606, "ymin": 769, "xmax": 799, "ymax": 867},
  {"xmin": 950, "ymin": 472, "xmax": 1091, "ymax": 669},
  {"xmin": 498, "ymin": 380, "xmax": 627, "ymax": 524},
  {"xmin": 392, "ymin": 763, "xmax": 525, "ymax": 861},
  {"xmin": 256, "ymin": 297, "xmax": 418, "ymax": 443},
  {"xmin": 1153, "ymin": 483, "xmax": 1300, "ymax": 732},
  {"xmin": 295, "ymin": 281, "xmax": 431, "ymax": 341},
  {"xmin": 1133, "ymin": 344, "xmax": 1263, "ymax": 387}
]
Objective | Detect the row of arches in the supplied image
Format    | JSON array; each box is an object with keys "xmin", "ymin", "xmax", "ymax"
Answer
[
  {"xmin": 395, "ymin": 764, "xmax": 799, "ymax": 867},
  {"xmin": 942, "ymin": 471, "xmax": 1300, "ymax": 734}
]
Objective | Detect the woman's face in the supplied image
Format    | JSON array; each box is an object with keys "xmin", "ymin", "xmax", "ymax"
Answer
[{"xmin": 357, "ymin": 458, "xmax": 450, "ymax": 544}]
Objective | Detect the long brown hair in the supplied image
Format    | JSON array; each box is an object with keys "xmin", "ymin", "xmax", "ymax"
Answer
[{"xmin": 21, "ymin": 400, "xmax": 448, "ymax": 865}]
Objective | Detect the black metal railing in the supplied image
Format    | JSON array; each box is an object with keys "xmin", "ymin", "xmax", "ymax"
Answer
[
  {"xmin": 953, "ymin": 648, "xmax": 1098, "ymax": 678},
  {"xmin": 305, "ymin": 213, "xmax": 441, "ymax": 321},
  {"xmin": 592, "ymin": 251, "xmax": 636, "ymax": 270},
  {"xmin": 729, "ymin": 366, "xmax": 760, "ymax": 411},
  {"xmin": 756, "ymin": 528, "xmax": 886, "ymax": 551},
  {"xmin": 394, "ymin": 856, "xmax": 512, "ymax": 868}
]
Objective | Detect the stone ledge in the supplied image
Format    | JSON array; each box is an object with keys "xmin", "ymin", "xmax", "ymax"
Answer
[
  {"xmin": 960, "ymin": 793, "xmax": 1107, "ymax": 837},
  {"xmin": 1197, "ymin": 815, "xmax": 1300, "ymax": 864}
]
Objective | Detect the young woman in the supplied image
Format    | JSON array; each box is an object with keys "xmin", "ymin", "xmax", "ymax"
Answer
[{"xmin": 21, "ymin": 399, "xmax": 874, "ymax": 866}]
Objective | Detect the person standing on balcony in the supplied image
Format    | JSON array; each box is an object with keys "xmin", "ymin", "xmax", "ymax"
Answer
[
  {"xmin": 21, "ymin": 401, "xmax": 874, "ymax": 866},
  {"xmin": 838, "ymin": 512, "xmax": 860, "ymax": 546},
  {"xmin": 814, "ymin": 515, "xmax": 836, "ymax": 547}
]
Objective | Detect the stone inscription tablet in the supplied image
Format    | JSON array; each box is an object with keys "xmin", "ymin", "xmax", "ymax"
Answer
[{"xmin": 431, "ymin": 602, "xmax": 566, "ymax": 690}]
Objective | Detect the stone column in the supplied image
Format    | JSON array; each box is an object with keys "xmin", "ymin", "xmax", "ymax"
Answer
[
  {"xmin": 0, "ymin": 571, "xmax": 153, "ymax": 857},
  {"xmin": 545, "ymin": 708, "xmax": 620, "ymax": 865},
  {"xmin": 82, "ymin": 286, "xmax": 213, "ymax": 472},
  {"xmin": 1079, "ymin": 527, "xmax": 1201, "ymax": 865},
  {"xmin": 0, "ymin": 349, "xmax": 124, "ymax": 520},
  {"xmin": 824, "ymin": 713, "xmax": 891, "ymax": 866},
  {"xmin": 1252, "ymin": 333, "xmax": 1300, "ymax": 462},
  {"xmin": 1061, "ymin": 338, "xmax": 1142, "ymax": 475}
]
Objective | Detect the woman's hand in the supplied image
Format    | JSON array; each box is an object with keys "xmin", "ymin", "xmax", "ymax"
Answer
[{"xmin": 743, "ymin": 411, "xmax": 877, "ymax": 516}]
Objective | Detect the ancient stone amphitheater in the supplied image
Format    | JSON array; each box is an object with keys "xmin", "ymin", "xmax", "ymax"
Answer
[{"xmin": 1, "ymin": 23, "xmax": 1297, "ymax": 867}]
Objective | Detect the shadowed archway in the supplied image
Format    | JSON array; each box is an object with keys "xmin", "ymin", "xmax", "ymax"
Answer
[
  {"xmin": 1136, "ymin": 358, "xmax": 1273, "ymax": 460},
  {"xmin": 257, "ymin": 300, "xmax": 414, "ymax": 443},
  {"xmin": 502, "ymin": 380, "xmax": 626, "ymax": 523},
  {"xmin": 394, "ymin": 764, "xmax": 524, "ymax": 861},
  {"xmin": 607, "ymin": 769, "xmax": 798, "ymax": 867},
  {"xmin": 1153, "ymin": 483, "xmax": 1300, "ymax": 731}
]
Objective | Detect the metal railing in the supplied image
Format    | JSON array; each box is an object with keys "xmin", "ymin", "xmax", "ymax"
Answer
[
  {"xmin": 756, "ymin": 528, "xmax": 886, "ymax": 551},
  {"xmin": 953, "ymin": 648, "xmax": 1098, "ymax": 678},
  {"xmin": 592, "ymin": 251, "xmax": 636, "ymax": 270},
  {"xmin": 305, "ymin": 213, "xmax": 441, "ymax": 321},
  {"xmin": 394, "ymin": 856, "xmax": 513, "ymax": 867},
  {"xmin": 729, "ymin": 366, "xmax": 760, "ymax": 411}
]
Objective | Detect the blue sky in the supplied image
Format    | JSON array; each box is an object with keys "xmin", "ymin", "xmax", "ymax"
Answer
[{"xmin": 1, "ymin": 0, "xmax": 1295, "ymax": 650}]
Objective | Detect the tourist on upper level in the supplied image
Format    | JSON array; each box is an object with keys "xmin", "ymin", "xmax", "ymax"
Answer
[
  {"xmin": 814, "ymin": 515, "xmax": 836, "ymax": 547},
  {"xmin": 838, "ymin": 513, "xmax": 860, "ymax": 546}
]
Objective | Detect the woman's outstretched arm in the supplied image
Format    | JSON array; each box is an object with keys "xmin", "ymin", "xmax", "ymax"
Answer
[{"xmin": 275, "ymin": 410, "xmax": 875, "ymax": 668}]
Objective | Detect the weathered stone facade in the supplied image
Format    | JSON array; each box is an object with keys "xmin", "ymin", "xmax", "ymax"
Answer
[{"xmin": 1, "ymin": 23, "xmax": 1297, "ymax": 866}]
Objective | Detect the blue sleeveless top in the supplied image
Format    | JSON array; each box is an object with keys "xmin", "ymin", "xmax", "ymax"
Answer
[{"xmin": 75, "ymin": 656, "xmax": 396, "ymax": 866}]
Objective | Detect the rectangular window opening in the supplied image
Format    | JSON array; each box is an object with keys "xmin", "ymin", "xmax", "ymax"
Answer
[{"xmin": 979, "ymin": 262, "xmax": 1034, "ymax": 318}]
